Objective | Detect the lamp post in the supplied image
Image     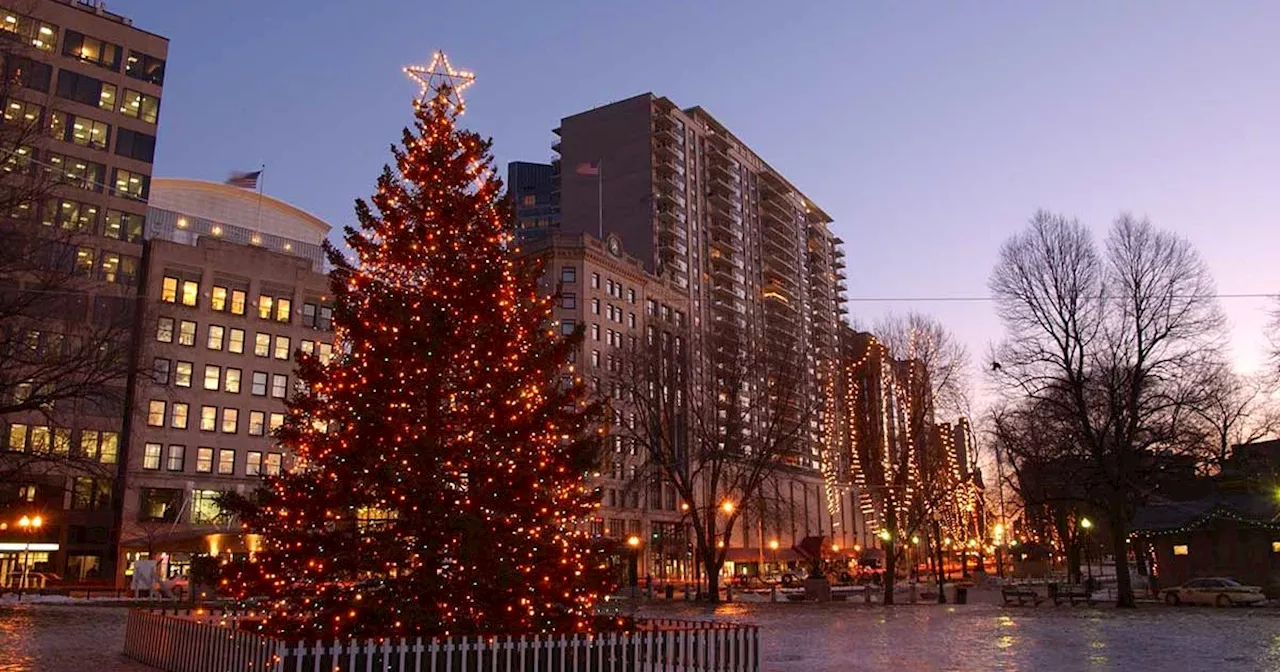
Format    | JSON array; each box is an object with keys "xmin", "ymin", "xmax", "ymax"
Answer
[
  {"xmin": 16, "ymin": 515, "xmax": 43, "ymax": 599},
  {"xmin": 930, "ymin": 512, "xmax": 946, "ymax": 604},
  {"xmin": 1079, "ymin": 518, "xmax": 1093, "ymax": 588},
  {"xmin": 626, "ymin": 535, "xmax": 641, "ymax": 596}
]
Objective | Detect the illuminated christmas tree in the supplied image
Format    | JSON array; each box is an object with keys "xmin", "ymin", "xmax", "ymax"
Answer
[{"xmin": 223, "ymin": 53, "xmax": 611, "ymax": 639}]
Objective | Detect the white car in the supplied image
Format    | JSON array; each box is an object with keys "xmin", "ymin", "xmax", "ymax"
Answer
[{"xmin": 1162, "ymin": 578, "xmax": 1266, "ymax": 607}]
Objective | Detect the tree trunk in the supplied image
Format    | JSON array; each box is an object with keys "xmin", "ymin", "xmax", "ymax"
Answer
[
  {"xmin": 1067, "ymin": 541, "xmax": 1081, "ymax": 585},
  {"xmin": 882, "ymin": 540, "xmax": 896, "ymax": 605},
  {"xmin": 1108, "ymin": 499, "xmax": 1135, "ymax": 608},
  {"xmin": 703, "ymin": 549, "xmax": 721, "ymax": 603}
]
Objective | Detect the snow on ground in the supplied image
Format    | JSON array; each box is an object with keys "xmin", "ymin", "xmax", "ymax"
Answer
[{"xmin": 3, "ymin": 599, "xmax": 1279, "ymax": 672}]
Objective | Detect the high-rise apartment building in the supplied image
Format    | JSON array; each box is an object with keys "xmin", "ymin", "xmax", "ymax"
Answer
[
  {"xmin": 0, "ymin": 0, "xmax": 167, "ymax": 584},
  {"xmin": 116, "ymin": 178, "xmax": 333, "ymax": 584},
  {"xmin": 540, "ymin": 94, "xmax": 862, "ymax": 575}
]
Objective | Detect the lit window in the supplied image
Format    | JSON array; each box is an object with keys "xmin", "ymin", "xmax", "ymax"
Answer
[
  {"xmin": 191, "ymin": 490, "xmax": 223, "ymax": 525},
  {"xmin": 221, "ymin": 408, "xmax": 238, "ymax": 434},
  {"xmin": 29, "ymin": 426, "xmax": 49, "ymax": 453},
  {"xmin": 102, "ymin": 210, "xmax": 142, "ymax": 242},
  {"xmin": 203, "ymin": 365, "xmax": 220, "ymax": 391},
  {"xmin": 258, "ymin": 295, "xmax": 273, "ymax": 320},
  {"xmin": 146, "ymin": 400, "xmax": 165, "ymax": 427},
  {"xmin": 265, "ymin": 453, "xmax": 283, "ymax": 476},
  {"xmin": 224, "ymin": 368, "xmax": 241, "ymax": 394},
  {"xmin": 170, "ymin": 402, "xmax": 188, "ymax": 429},
  {"xmin": 1173, "ymin": 545, "xmax": 1189, "ymax": 556},
  {"xmin": 246, "ymin": 451, "xmax": 262, "ymax": 476},
  {"xmin": 254, "ymin": 333, "xmax": 270, "ymax": 357},
  {"xmin": 276, "ymin": 298, "xmax": 291, "ymax": 323},
  {"xmin": 248, "ymin": 411, "xmax": 265, "ymax": 436},
  {"xmin": 268, "ymin": 413, "xmax": 285, "ymax": 432},
  {"xmin": 111, "ymin": 168, "xmax": 149, "ymax": 200},
  {"xmin": 591, "ymin": 273, "xmax": 600, "ymax": 289},
  {"xmin": 160, "ymin": 276, "xmax": 178, "ymax": 303},
  {"xmin": 181, "ymin": 280, "xmax": 198, "ymax": 307},
  {"xmin": 178, "ymin": 320, "xmax": 196, "ymax": 346},
  {"xmin": 119, "ymin": 89, "xmax": 160, "ymax": 124},
  {"xmin": 142, "ymin": 443, "xmax": 161, "ymax": 470},
  {"xmin": 273, "ymin": 335, "xmax": 290, "ymax": 360},
  {"xmin": 211, "ymin": 286, "xmax": 228, "ymax": 311},
  {"xmin": 207, "ymin": 325, "xmax": 224, "ymax": 351},
  {"xmin": 200, "ymin": 406, "xmax": 216, "ymax": 432},
  {"xmin": 7, "ymin": 423, "xmax": 28, "ymax": 451},
  {"xmin": 217, "ymin": 448, "xmax": 235, "ymax": 475},
  {"xmin": 174, "ymin": 361, "xmax": 192, "ymax": 388},
  {"xmin": 99, "ymin": 433, "xmax": 118, "ymax": 464},
  {"xmin": 1273, "ymin": 541, "xmax": 1280, "ymax": 554},
  {"xmin": 195, "ymin": 447, "xmax": 213, "ymax": 473},
  {"xmin": 230, "ymin": 290, "xmax": 247, "ymax": 315},
  {"xmin": 228, "ymin": 328, "xmax": 245, "ymax": 354}
]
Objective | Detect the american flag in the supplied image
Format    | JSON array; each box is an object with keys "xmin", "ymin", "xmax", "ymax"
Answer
[
  {"xmin": 575, "ymin": 161, "xmax": 600, "ymax": 176},
  {"xmin": 226, "ymin": 170, "xmax": 262, "ymax": 189}
]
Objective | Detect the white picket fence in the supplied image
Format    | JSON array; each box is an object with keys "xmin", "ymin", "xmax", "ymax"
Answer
[{"xmin": 123, "ymin": 609, "xmax": 760, "ymax": 672}]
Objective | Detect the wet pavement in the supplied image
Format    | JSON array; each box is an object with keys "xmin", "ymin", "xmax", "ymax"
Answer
[
  {"xmin": 638, "ymin": 601, "xmax": 1280, "ymax": 672},
  {"xmin": 0, "ymin": 604, "xmax": 149, "ymax": 672},
  {"xmin": 3, "ymin": 600, "xmax": 1279, "ymax": 671}
]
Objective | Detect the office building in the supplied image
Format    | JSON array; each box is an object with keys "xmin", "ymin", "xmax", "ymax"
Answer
[
  {"xmin": 506, "ymin": 160, "xmax": 559, "ymax": 240},
  {"xmin": 115, "ymin": 178, "xmax": 332, "ymax": 584},
  {"xmin": 0, "ymin": 0, "xmax": 167, "ymax": 585}
]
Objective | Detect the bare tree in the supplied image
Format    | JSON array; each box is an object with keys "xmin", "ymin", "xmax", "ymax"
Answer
[
  {"xmin": 0, "ymin": 26, "xmax": 139, "ymax": 496},
  {"xmin": 612, "ymin": 328, "xmax": 814, "ymax": 602},
  {"xmin": 873, "ymin": 312, "xmax": 971, "ymax": 420},
  {"xmin": 990, "ymin": 210, "xmax": 1224, "ymax": 607},
  {"xmin": 1183, "ymin": 364, "xmax": 1280, "ymax": 474}
]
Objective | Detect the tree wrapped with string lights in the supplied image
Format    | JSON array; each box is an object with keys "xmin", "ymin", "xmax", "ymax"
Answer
[{"xmin": 222, "ymin": 53, "xmax": 611, "ymax": 639}]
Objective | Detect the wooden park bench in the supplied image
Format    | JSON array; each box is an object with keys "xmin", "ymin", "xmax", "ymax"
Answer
[
  {"xmin": 1002, "ymin": 585, "xmax": 1043, "ymax": 606},
  {"xmin": 1054, "ymin": 584, "xmax": 1094, "ymax": 606}
]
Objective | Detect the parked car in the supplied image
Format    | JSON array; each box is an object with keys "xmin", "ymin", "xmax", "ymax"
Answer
[{"xmin": 1162, "ymin": 578, "xmax": 1266, "ymax": 607}]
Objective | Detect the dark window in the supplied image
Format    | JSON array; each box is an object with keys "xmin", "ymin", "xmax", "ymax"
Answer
[
  {"xmin": 115, "ymin": 128, "xmax": 156, "ymax": 163},
  {"xmin": 138, "ymin": 488, "xmax": 182, "ymax": 522},
  {"xmin": 55, "ymin": 69, "xmax": 115, "ymax": 108},
  {"xmin": 4, "ymin": 57, "xmax": 52, "ymax": 92},
  {"xmin": 62, "ymin": 30, "xmax": 122, "ymax": 71},
  {"xmin": 125, "ymin": 51, "xmax": 165, "ymax": 85}
]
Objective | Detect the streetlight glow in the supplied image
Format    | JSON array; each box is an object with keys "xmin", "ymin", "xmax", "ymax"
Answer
[
  {"xmin": 1080, "ymin": 518, "xmax": 1093, "ymax": 530},
  {"xmin": 768, "ymin": 539, "xmax": 779, "ymax": 551},
  {"xmin": 31, "ymin": 516, "xmax": 42, "ymax": 529},
  {"xmin": 720, "ymin": 501, "xmax": 734, "ymax": 514},
  {"xmin": 626, "ymin": 535, "xmax": 640, "ymax": 548},
  {"xmin": 18, "ymin": 515, "xmax": 30, "ymax": 529}
]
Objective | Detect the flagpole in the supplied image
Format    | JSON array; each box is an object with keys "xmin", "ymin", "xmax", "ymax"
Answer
[
  {"xmin": 255, "ymin": 164, "xmax": 265, "ymax": 232},
  {"xmin": 597, "ymin": 159, "xmax": 603, "ymax": 239}
]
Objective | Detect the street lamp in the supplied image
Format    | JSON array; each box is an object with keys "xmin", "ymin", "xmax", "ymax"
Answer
[
  {"xmin": 720, "ymin": 501, "xmax": 734, "ymax": 514},
  {"xmin": 768, "ymin": 539, "xmax": 779, "ymax": 576},
  {"xmin": 16, "ymin": 514, "xmax": 44, "ymax": 595},
  {"xmin": 626, "ymin": 535, "xmax": 641, "ymax": 592},
  {"xmin": 1079, "ymin": 518, "xmax": 1094, "ymax": 588}
]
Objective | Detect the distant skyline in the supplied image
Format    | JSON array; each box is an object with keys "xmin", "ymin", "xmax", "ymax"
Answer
[{"xmin": 119, "ymin": 0, "xmax": 1280, "ymax": 393}]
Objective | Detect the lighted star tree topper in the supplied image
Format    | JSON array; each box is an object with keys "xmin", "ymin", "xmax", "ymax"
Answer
[
  {"xmin": 220, "ymin": 52, "xmax": 614, "ymax": 639},
  {"xmin": 403, "ymin": 50, "xmax": 475, "ymax": 111}
]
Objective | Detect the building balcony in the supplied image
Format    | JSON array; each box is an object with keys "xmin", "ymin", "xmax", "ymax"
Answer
[
  {"xmin": 706, "ymin": 186, "xmax": 738, "ymax": 211},
  {"xmin": 654, "ymin": 141, "xmax": 683, "ymax": 162},
  {"xmin": 656, "ymin": 187, "xmax": 687, "ymax": 210},
  {"xmin": 709, "ymin": 232, "xmax": 744, "ymax": 255}
]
